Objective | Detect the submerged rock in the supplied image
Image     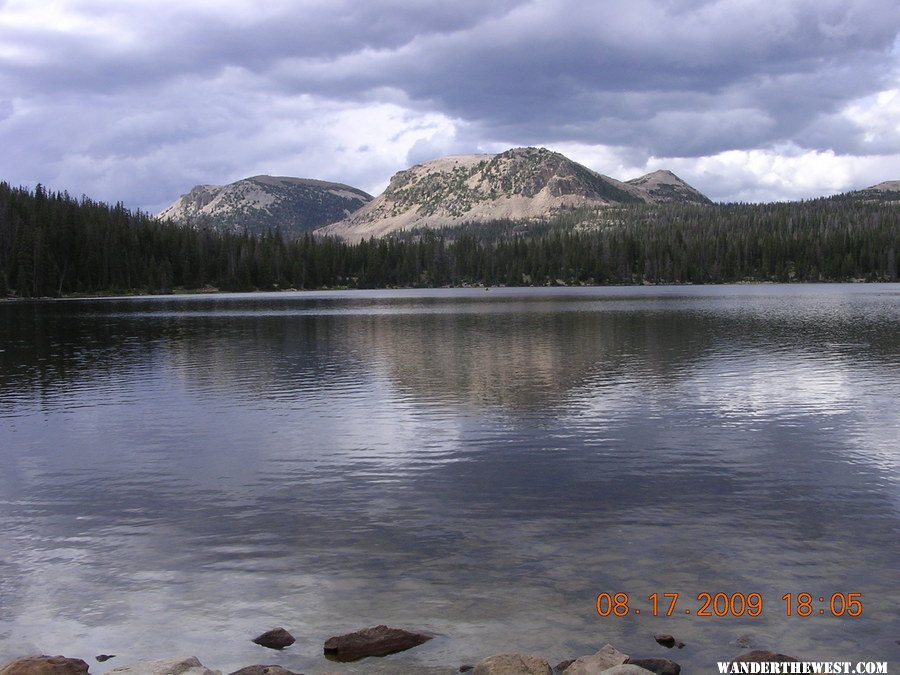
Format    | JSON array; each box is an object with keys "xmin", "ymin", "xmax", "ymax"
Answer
[
  {"xmin": 228, "ymin": 667, "xmax": 302, "ymax": 675},
  {"xmin": 625, "ymin": 657, "xmax": 681, "ymax": 675},
  {"xmin": 561, "ymin": 644, "xmax": 629, "ymax": 674},
  {"xmin": 105, "ymin": 657, "xmax": 219, "ymax": 675},
  {"xmin": 734, "ymin": 635, "xmax": 755, "ymax": 649},
  {"xmin": 732, "ymin": 650, "xmax": 800, "ymax": 664},
  {"xmin": 0, "ymin": 656, "xmax": 90, "ymax": 675},
  {"xmin": 472, "ymin": 654, "xmax": 552, "ymax": 675},
  {"xmin": 323, "ymin": 625, "xmax": 433, "ymax": 662},
  {"xmin": 252, "ymin": 628, "xmax": 295, "ymax": 650},
  {"xmin": 94, "ymin": 657, "xmax": 115, "ymax": 664}
]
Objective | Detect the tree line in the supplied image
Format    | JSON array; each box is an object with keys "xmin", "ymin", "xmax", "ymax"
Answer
[{"xmin": 0, "ymin": 181, "xmax": 896, "ymax": 297}]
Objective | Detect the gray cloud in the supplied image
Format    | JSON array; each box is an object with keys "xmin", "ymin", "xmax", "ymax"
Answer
[
  {"xmin": 0, "ymin": 0, "xmax": 898, "ymax": 208},
  {"xmin": 298, "ymin": 0, "xmax": 898, "ymax": 155}
]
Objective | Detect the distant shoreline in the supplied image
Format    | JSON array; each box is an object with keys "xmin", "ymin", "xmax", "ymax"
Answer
[{"xmin": 3, "ymin": 278, "xmax": 895, "ymax": 303}]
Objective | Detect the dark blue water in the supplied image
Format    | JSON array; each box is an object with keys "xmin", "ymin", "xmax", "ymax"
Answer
[{"xmin": 1, "ymin": 285, "xmax": 898, "ymax": 673}]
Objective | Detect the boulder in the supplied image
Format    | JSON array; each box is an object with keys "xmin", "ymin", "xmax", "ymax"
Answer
[
  {"xmin": 554, "ymin": 660, "xmax": 576, "ymax": 673},
  {"xmin": 105, "ymin": 657, "xmax": 220, "ymax": 675},
  {"xmin": 228, "ymin": 668, "xmax": 302, "ymax": 675},
  {"xmin": 323, "ymin": 625, "xmax": 433, "ymax": 662},
  {"xmin": 562, "ymin": 644, "xmax": 629, "ymax": 675},
  {"xmin": 472, "ymin": 654, "xmax": 552, "ymax": 675},
  {"xmin": 600, "ymin": 667, "xmax": 656, "ymax": 675},
  {"xmin": 653, "ymin": 635, "xmax": 675, "ymax": 649},
  {"xmin": 252, "ymin": 628, "xmax": 295, "ymax": 650},
  {"xmin": 625, "ymin": 658, "xmax": 681, "ymax": 675},
  {"xmin": 0, "ymin": 656, "xmax": 90, "ymax": 675},
  {"xmin": 732, "ymin": 650, "xmax": 800, "ymax": 664}
]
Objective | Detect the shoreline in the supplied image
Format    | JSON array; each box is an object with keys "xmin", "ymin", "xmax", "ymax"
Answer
[
  {"xmin": 0, "ymin": 634, "xmax": 808, "ymax": 675},
  {"xmin": 1, "ymin": 278, "xmax": 893, "ymax": 303}
]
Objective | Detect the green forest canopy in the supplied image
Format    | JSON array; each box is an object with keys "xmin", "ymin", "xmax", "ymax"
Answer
[{"xmin": 0, "ymin": 181, "xmax": 896, "ymax": 297}]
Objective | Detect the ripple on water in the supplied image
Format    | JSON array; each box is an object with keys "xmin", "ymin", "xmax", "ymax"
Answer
[{"xmin": 0, "ymin": 285, "xmax": 898, "ymax": 672}]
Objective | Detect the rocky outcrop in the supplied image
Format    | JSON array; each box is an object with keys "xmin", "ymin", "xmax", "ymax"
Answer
[
  {"xmin": 322, "ymin": 624, "xmax": 433, "ymax": 662},
  {"xmin": 0, "ymin": 656, "xmax": 90, "ymax": 675},
  {"xmin": 158, "ymin": 175, "xmax": 372, "ymax": 237},
  {"xmin": 251, "ymin": 628, "xmax": 295, "ymax": 650},
  {"xmin": 472, "ymin": 654, "xmax": 553, "ymax": 675},
  {"xmin": 105, "ymin": 657, "xmax": 219, "ymax": 675}
]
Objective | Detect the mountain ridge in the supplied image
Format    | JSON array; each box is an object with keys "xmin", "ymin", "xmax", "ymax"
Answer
[
  {"xmin": 158, "ymin": 175, "xmax": 372, "ymax": 237},
  {"xmin": 156, "ymin": 151, "xmax": 898, "ymax": 243},
  {"xmin": 316, "ymin": 147, "xmax": 711, "ymax": 241}
]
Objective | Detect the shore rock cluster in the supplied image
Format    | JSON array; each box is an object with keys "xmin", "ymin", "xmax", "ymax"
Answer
[{"xmin": 0, "ymin": 626, "xmax": 804, "ymax": 675}]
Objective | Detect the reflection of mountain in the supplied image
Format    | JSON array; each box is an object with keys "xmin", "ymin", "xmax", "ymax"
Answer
[
  {"xmin": 342, "ymin": 309, "xmax": 696, "ymax": 409},
  {"xmin": 3, "ymin": 291, "xmax": 899, "ymax": 415}
]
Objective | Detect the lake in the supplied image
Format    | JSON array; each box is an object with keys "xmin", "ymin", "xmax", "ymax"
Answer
[{"xmin": 1, "ymin": 285, "xmax": 898, "ymax": 673}]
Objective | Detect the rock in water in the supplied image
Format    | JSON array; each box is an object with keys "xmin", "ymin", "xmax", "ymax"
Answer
[
  {"xmin": 94, "ymin": 657, "xmax": 115, "ymax": 664},
  {"xmin": 734, "ymin": 635, "xmax": 754, "ymax": 649},
  {"xmin": 732, "ymin": 650, "xmax": 800, "ymax": 664},
  {"xmin": 561, "ymin": 644, "xmax": 629, "ymax": 674},
  {"xmin": 625, "ymin": 658, "xmax": 681, "ymax": 675},
  {"xmin": 323, "ymin": 625, "xmax": 433, "ymax": 661},
  {"xmin": 228, "ymin": 667, "xmax": 302, "ymax": 675},
  {"xmin": 472, "ymin": 654, "xmax": 552, "ymax": 675},
  {"xmin": 104, "ymin": 657, "xmax": 220, "ymax": 675},
  {"xmin": 598, "ymin": 667, "xmax": 656, "ymax": 675},
  {"xmin": 0, "ymin": 656, "xmax": 90, "ymax": 675},
  {"xmin": 653, "ymin": 635, "xmax": 676, "ymax": 648},
  {"xmin": 252, "ymin": 628, "xmax": 296, "ymax": 650}
]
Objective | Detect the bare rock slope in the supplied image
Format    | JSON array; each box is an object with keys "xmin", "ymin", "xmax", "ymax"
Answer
[
  {"xmin": 317, "ymin": 147, "xmax": 710, "ymax": 241},
  {"xmin": 849, "ymin": 180, "xmax": 900, "ymax": 202},
  {"xmin": 158, "ymin": 175, "xmax": 372, "ymax": 237}
]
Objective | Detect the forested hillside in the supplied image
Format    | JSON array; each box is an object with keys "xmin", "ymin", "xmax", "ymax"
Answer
[{"xmin": 0, "ymin": 181, "xmax": 896, "ymax": 297}]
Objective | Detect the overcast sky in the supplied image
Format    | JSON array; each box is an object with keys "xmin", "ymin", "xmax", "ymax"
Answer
[{"xmin": 1, "ymin": 0, "xmax": 898, "ymax": 212}]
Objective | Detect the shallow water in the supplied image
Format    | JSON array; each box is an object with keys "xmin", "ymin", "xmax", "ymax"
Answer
[{"xmin": 1, "ymin": 285, "xmax": 898, "ymax": 673}]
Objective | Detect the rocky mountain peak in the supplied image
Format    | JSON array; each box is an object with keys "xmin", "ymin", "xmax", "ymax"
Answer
[
  {"xmin": 626, "ymin": 169, "xmax": 712, "ymax": 204},
  {"xmin": 317, "ymin": 147, "xmax": 711, "ymax": 241},
  {"xmin": 158, "ymin": 175, "xmax": 372, "ymax": 237}
]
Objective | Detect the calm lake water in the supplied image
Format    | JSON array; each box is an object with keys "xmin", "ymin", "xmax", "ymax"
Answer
[{"xmin": 1, "ymin": 285, "xmax": 898, "ymax": 674}]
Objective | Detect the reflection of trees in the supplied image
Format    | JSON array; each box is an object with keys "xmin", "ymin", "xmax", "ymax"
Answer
[{"xmin": 2, "ymin": 293, "xmax": 897, "ymax": 415}]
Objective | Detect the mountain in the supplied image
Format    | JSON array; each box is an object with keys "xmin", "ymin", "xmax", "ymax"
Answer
[
  {"xmin": 316, "ymin": 147, "xmax": 711, "ymax": 241},
  {"xmin": 626, "ymin": 169, "xmax": 713, "ymax": 205},
  {"xmin": 844, "ymin": 180, "xmax": 900, "ymax": 202},
  {"xmin": 157, "ymin": 175, "xmax": 372, "ymax": 236}
]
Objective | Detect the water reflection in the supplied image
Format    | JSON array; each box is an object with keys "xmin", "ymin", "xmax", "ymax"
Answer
[{"xmin": 0, "ymin": 286, "xmax": 898, "ymax": 673}]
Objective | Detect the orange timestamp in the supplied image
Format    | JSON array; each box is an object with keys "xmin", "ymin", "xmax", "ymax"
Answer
[{"xmin": 595, "ymin": 592, "xmax": 863, "ymax": 618}]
